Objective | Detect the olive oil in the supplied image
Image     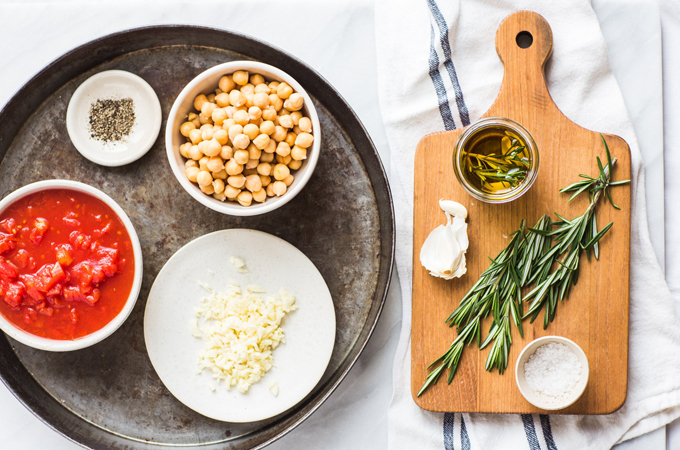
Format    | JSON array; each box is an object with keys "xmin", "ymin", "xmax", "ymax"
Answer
[{"xmin": 461, "ymin": 127, "xmax": 531, "ymax": 195}]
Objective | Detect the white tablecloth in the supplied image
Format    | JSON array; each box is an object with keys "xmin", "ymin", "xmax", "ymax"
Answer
[{"xmin": 0, "ymin": 1, "xmax": 673, "ymax": 449}]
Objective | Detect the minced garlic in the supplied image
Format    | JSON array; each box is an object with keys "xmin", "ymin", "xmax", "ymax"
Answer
[{"xmin": 193, "ymin": 282, "xmax": 296, "ymax": 394}]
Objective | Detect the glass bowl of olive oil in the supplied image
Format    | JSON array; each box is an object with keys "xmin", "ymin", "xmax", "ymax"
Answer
[{"xmin": 453, "ymin": 117, "xmax": 539, "ymax": 203}]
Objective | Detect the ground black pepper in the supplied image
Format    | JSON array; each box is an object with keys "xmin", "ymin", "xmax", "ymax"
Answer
[{"xmin": 88, "ymin": 98, "xmax": 135, "ymax": 142}]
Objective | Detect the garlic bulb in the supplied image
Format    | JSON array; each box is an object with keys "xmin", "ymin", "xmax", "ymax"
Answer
[{"xmin": 419, "ymin": 199, "xmax": 469, "ymax": 280}]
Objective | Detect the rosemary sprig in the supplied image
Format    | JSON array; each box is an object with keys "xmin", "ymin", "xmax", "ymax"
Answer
[
  {"xmin": 418, "ymin": 134, "xmax": 630, "ymax": 397},
  {"xmin": 463, "ymin": 138, "xmax": 530, "ymax": 190}
]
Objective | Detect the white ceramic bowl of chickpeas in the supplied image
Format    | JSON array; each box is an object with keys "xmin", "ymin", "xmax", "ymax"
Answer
[{"xmin": 166, "ymin": 61, "xmax": 321, "ymax": 216}]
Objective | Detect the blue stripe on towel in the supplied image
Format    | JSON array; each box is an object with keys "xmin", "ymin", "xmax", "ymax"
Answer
[
  {"xmin": 428, "ymin": 23, "xmax": 456, "ymax": 130},
  {"xmin": 521, "ymin": 414, "xmax": 542, "ymax": 450},
  {"xmin": 460, "ymin": 414, "xmax": 471, "ymax": 450},
  {"xmin": 425, "ymin": 0, "xmax": 471, "ymax": 126},
  {"xmin": 540, "ymin": 415, "xmax": 558, "ymax": 450},
  {"xmin": 443, "ymin": 413, "xmax": 455, "ymax": 450}
]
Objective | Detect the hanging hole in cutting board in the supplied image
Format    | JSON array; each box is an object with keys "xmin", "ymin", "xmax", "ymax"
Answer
[{"xmin": 516, "ymin": 31, "xmax": 533, "ymax": 48}]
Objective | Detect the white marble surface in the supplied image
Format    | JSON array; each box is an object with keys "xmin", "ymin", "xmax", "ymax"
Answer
[{"xmin": 0, "ymin": 1, "xmax": 671, "ymax": 449}]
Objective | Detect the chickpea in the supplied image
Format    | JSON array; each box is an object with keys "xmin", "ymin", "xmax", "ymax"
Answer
[
  {"xmin": 269, "ymin": 81, "xmax": 280, "ymax": 90},
  {"xmin": 213, "ymin": 169, "xmax": 228, "ymax": 180},
  {"xmin": 253, "ymin": 133, "xmax": 270, "ymax": 150},
  {"xmin": 233, "ymin": 109, "xmax": 249, "ymax": 126},
  {"xmin": 269, "ymin": 126, "xmax": 285, "ymax": 142},
  {"xmin": 298, "ymin": 116, "xmax": 313, "ymax": 133},
  {"xmin": 264, "ymin": 139, "xmax": 277, "ymax": 154},
  {"xmin": 250, "ymin": 74, "xmax": 265, "ymax": 85},
  {"xmin": 276, "ymin": 142, "xmax": 291, "ymax": 156},
  {"xmin": 180, "ymin": 142, "xmax": 191, "ymax": 158},
  {"xmin": 295, "ymin": 132, "xmax": 314, "ymax": 148},
  {"xmin": 223, "ymin": 118, "xmax": 236, "ymax": 129},
  {"xmin": 189, "ymin": 113, "xmax": 201, "ymax": 128},
  {"xmin": 293, "ymin": 125, "xmax": 303, "ymax": 135},
  {"xmin": 244, "ymin": 174, "xmax": 262, "ymax": 192},
  {"xmin": 180, "ymin": 121, "xmax": 196, "ymax": 137},
  {"xmin": 197, "ymin": 170, "xmax": 213, "ymax": 187},
  {"xmin": 260, "ymin": 151, "xmax": 275, "ymax": 163},
  {"xmin": 207, "ymin": 156, "xmax": 224, "ymax": 173},
  {"xmin": 188, "ymin": 145, "xmax": 202, "ymax": 160},
  {"xmin": 290, "ymin": 111, "xmax": 302, "ymax": 126},
  {"xmin": 207, "ymin": 93, "xmax": 216, "ymax": 103},
  {"xmin": 226, "ymin": 158, "xmax": 243, "ymax": 175},
  {"xmin": 198, "ymin": 114, "xmax": 213, "ymax": 125},
  {"xmin": 185, "ymin": 159, "xmax": 198, "ymax": 169},
  {"xmin": 254, "ymin": 83, "xmax": 271, "ymax": 94},
  {"xmin": 257, "ymin": 162, "xmax": 272, "ymax": 176},
  {"xmin": 262, "ymin": 106, "xmax": 277, "ymax": 121},
  {"xmin": 248, "ymin": 106, "xmax": 262, "ymax": 121},
  {"xmin": 219, "ymin": 75, "xmax": 236, "ymax": 93},
  {"xmin": 259, "ymin": 175, "xmax": 272, "ymax": 187},
  {"xmin": 241, "ymin": 82, "xmax": 255, "ymax": 94},
  {"xmin": 247, "ymin": 143, "xmax": 261, "ymax": 159},
  {"xmin": 185, "ymin": 167, "xmax": 200, "ymax": 182},
  {"xmin": 276, "ymin": 154, "xmax": 293, "ymax": 165},
  {"xmin": 258, "ymin": 120, "xmax": 274, "ymax": 136},
  {"xmin": 276, "ymin": 82, "xmax": 294, "ymax": 99},
  {"xmin": 212, "ymin": 108, "xmax": 227, "ymax": 124},
  {"xmin": 229, "ymin": 89, "xmax": 246, "ymax": 107},
  {"xmin": 234, "ymin": 149, "xmax": 250, "ymax": 165},
  {"xmin": 189, "ymin": 128, "xmax": 203, "ymax": 144},
  {"xmin": 225, "ymin": 185, "xmax": 241, "ymax": 200},
  {"xmin": 224, "ymin": 107, "xmax": 236, "ymax": 119},
  {"xmin": 199, "ymin": 156, "xmax": 210, "ymax": 171},
  {"xmin": 232, "ymin": 134, "xmax": 250, "ymax": 150},
  {"xmin": 285, "ymin": 93, "xmax": 304, "ymax": 111},
  {"xmin": 266, "ymin": 183, "xmax": 276, "ymax": 197},
  {"xmin": 213, "ymin": 129, "xmax": 229, "ymax": 145},
  {"xmin": 236, "ymin": 190, "xmax": 252, "ymax": 206},
  {"xmin": 212, "ymin": 179, "xmax": 225, "ymax": 195},
  {"xmin": 201, "ymin": 101, "xmax": 216, "ymax": 118},
  {"xmin": 291, "ymin": 145, "xmax": 307, "ymax": 161},
  {"xmin": 251, "ymin": 189, "xmax": 266, "ymax": 203},
  {"xmin": 201, "ymin": 183, "xmax": 215, "ymax": 195},
  {"xmin": 279, "ymin": 108, "xmax": 290, "ymax": 117},
  {"xmin": 194, "ymin": 94, "xmax": 208, "ymax": 111},
  {"xmin": 283, "ymin": 174, "xmax": 295, "ymax": 187},
  {"xmin": 215, "ymin": 92, "xmax": 230, "ymax": 107},
  {"xmin": 243, "ymin": 123, "xmax": 259, "ymax": 140},
  {"xmin": 231, "ymin": 70, "xmax": 248, "ymax": 86},
  {"xmin": 204, "ymin": 139, "xmax": 222, "ymax": 157},
  {"xmin": 284, "ymin": 132, "xmax": 297, "ymax": 147},
  {"xmin": 213, "ymin": 191, "xmax": 227, "ymax": 202},
  {"xmin": 273, "ymin": 163, "xmax": 290, "ymax": 181},
  {"xmin": 227, "ymin": 174, "xmax": 246, "ymax": 189},
  {"xmin": 252, "ymin": 92, "xmax": 270, "ymax": 109},
  {"xmin": 220, "ymin": 145, "xmax": 234, "ymax": 160},
  {"xmin": 245, "ymin": 93, "xmax": 254, "ymax": 108},
  {"xmin": 278, "ymin": 115, "xmax": 293, "ymax": 129},
  {"xmin": 243, "ymin": 168, "xmax": 258, "ymax": 176},
  {"xmin": 269, "ymin": 94, "xmax": 283, "ymax": 111},
  {"xmin": 245, "ymin": 158, "xmax": 259, "ymax": 170},
  {"xmin": 197, "ymin": 140, "xmax": 207, "ymax": 155},
  {"xmin": 288, "ymin": 159, "xmax": 303, "ymax": 170},
  {"xmin": 228, "ymin": 124, "xmax": 244, "ymax": 141},
  {"xmin": 272, "ymin": 181, "xmax": 287, "ymax": 196}
]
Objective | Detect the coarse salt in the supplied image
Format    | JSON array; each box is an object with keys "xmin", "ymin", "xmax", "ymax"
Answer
[{"xmin": 524, "ymin": 342, "xmax": 582, "ymax": 398}]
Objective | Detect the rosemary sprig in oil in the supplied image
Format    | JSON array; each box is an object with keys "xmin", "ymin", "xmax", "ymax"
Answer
[
  {"xmin": 418, "ymin": 135, "xmax": 629, "ymax": 397},
  {"xmin": 463, "ymin": 137, "xmax": 530, "ymax": 191}
]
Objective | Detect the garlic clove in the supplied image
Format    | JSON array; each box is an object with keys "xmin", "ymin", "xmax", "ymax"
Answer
[{"xmin": 439, "ymin": 199, "xmax": 467, "ymax": 219}]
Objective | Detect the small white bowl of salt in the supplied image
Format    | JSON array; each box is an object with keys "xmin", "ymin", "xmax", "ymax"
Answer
[{"xmin": 515, "ymin": 336, "xmax": 589, "ymax": 410}]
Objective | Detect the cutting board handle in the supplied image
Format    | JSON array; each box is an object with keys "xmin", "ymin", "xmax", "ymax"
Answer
[{"xmin": 493, "ymin": 11, "xmax": 555, "ymax": 115}]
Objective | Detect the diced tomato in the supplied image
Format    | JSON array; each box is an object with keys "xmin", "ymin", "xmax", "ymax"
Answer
[
  {"xmin": 63, "ymin": 212, "xmax": 81, "ymax": 228},
  {"xmin": 0, "ymin": 218, "xmax": 16, "ymax": 234},
  {"xmin": 95, "ymin": 245, "xmax": 119, "ymax": 277},
  {"xmin": 94, "ymin": 222, "xmax": 112, "ymax": 238},
  {"xmin": 69, "ymin": 231, "xmax": 91, "ymax": 250},
  {"xmin": 29, "ymin": 218, "xmax": 49, "ymax": 245},
  {"xmin": 23, "ymin": 307, "xmax": 37, "ymax": 324},
  {"xmin": 36, "ymin": 302, "xmax": 54, "ymax": 316},
  {"xmin": 0, "ymin": 232, "xmax": 16, "ymax": 254},
  {"xmin": 0, "ymin": 280, "xmax": 25, "ymax": 308},
  {"xmin": 14, "ymin": 249, "xmax": 29, "ymax": 269},
  {"xmin": 55, "ymin": 244, "xmax": 73, "ymax": 266},
  {"xmin": 0, "ymin": 261, "xmax": 18, "ymax": 280},
  {"xmin": 46, "ymin": 282, "xmax": 63, "ymax": 298},
  {"xmin": 84, "ymin": 289, "xmax": 100, "ymax": 306},
  {"xmin": 69, "ymin": 308, "xmax": 78, "ymax": 324}
]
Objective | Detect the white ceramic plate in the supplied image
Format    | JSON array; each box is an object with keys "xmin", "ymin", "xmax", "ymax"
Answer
[
  {"xmin": 66, "ymin": 70, "xmax": 161, "ymax": 167},
  {"xmin": 144, "ymin": 229, "xmax": 336, "ymax": 422}
]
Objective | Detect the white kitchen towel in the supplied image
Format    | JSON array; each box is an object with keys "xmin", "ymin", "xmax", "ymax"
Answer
[{"xmin": 375, "ymin": 0, "xmax": 680, "ymax": 449}]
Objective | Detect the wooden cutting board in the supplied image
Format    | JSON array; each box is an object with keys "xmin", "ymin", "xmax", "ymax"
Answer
[{"xmin": 412, "ymin": 11, "xmax": 631, "ymax": 414}]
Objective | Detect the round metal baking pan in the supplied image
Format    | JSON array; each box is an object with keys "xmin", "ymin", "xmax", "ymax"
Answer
[{"xmin": 0, "ymin": 26, "xmax": 394, "ymax": 449}]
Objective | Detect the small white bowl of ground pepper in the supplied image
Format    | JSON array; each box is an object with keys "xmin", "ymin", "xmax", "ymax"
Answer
[{"xmin": 66, "ymin": 70, "xmax": 162, "ymax": 167}]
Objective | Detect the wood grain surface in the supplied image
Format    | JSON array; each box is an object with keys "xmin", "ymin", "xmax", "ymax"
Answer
[{"xmin": 411, "ymin": 11, "xmax": 631, "ymax": 414}]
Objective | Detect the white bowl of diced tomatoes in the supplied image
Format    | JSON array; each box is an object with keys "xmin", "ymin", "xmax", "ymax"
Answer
[{"xmin": 0, "ymin": 180, "xmax": 143, "ymax": 351}]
